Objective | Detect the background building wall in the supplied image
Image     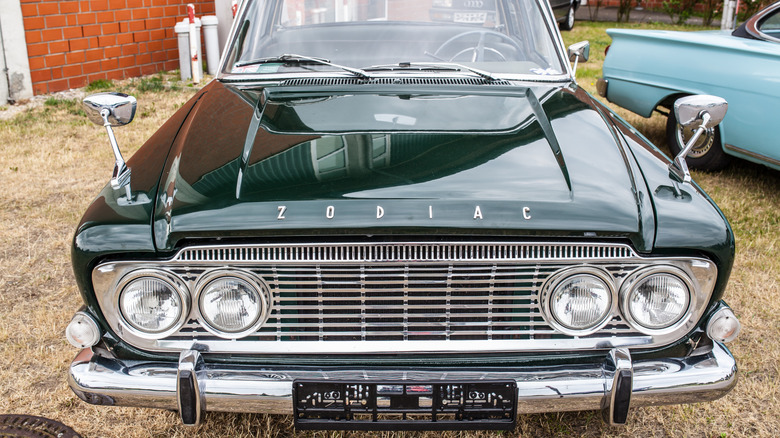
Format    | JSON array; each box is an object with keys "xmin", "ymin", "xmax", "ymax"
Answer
[{"xmin": 20, "ymin": 0, "xmax": 215, "ymax": 95}]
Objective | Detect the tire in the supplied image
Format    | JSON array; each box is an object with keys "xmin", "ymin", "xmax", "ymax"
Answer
[
  {"xmin": 666, "ymin": 110, "xmax": 730, "ymax": 171},
  {"xmin": 560, "ymin": 6, "xmax": 575, "ymax": 31}
]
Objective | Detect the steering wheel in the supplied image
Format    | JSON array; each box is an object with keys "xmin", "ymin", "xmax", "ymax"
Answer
[{"xmin": 431, "ymin": 30, "xmax": 523, "ymax": 62}]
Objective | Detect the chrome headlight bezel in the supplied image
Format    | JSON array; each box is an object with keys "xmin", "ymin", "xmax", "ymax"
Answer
[
  {"xmin": 194, "ymin": 269, "xmax": 272, "ymax": 339},
  {"xmin": 619, "ymin": 265, "xmax": 696, "ymax": 335},
  {"xmin": 115, "ymin": 269, "xmax": 190, "ymax": 340},
  {"xmin": 540, "ymin": 267, "xmax": 617, "ymax": 337}
]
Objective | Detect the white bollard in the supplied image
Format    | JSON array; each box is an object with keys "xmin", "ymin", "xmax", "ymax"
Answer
[
  {"xmin": 174, "ymin": 18, "xmax": 202, "ymax": 80},
  {"xmin": 187, "ymin": 4, "xmax": 201, "ymax": 83},
  {"xmin": 201, "ymin": 15, "xmax": 220, "ymax": 75}
]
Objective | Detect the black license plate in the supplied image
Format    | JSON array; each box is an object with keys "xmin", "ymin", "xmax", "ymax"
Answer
[{"xmin": 293, "ymin": 380, "xmax": 517, "ymax": 431}]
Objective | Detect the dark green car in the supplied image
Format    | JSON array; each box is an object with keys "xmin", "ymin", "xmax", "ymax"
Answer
[{"xmin": 66, "ymin": 0, "xmax": 740, "ymax": 431}]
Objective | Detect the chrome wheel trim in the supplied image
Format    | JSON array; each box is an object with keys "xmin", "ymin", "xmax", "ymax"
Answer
[{"xmin": 676, "ymin": 122, "xmax": 714, "ymax": 157}]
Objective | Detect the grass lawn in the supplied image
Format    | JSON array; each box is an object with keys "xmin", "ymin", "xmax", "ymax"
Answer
[{"xmin": 0, "ymin": 21, "xmax": 777, "ymax": 438}]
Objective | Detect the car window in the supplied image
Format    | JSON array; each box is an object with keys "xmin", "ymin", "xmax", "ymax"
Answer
[
  {"xmin": 758, "ymin": 7, "xmax": 780, "ymax": 38},
  {"xmin": 223, "ymin": 0, "xmax": 566, "ymax": 78}
]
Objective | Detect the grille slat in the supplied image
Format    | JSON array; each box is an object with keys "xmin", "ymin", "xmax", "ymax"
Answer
[{"xmin": 269, "ymin": 303, "xmax": 535, "ymax": 310}]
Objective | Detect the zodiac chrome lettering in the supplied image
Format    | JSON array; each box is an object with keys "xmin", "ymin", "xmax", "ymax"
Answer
[{"xmin": 274, "ymin": 205, "xmax": 533, "ymax": 220}]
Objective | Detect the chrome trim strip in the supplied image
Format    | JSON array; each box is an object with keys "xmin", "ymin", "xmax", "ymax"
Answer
[
  {"xmin": 174, "ymin": 242, "xmax": 639, "ymax": 264},
  {"xmin": 68, "ymin": 342, "xmax": 738, "ymax": 417},
  {"xmin": 723, "ymin": 143, "xmax": 780, "ymax": 167}
]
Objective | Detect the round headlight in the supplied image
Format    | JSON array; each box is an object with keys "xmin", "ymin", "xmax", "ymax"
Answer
[
  {"xmin": 543, "ymin": 268, "xmax": 615, "ymax": 336},
  {"xmin": 119, "ymin": 272, "xmax": 187, "ymax": 337},
  {"xmin": 197, "ymin": 271, "xmax": 270, "ymax": 338},
  {"xmin": 625, "ymin": 271, "xmax": 690, "ymax": 331}
]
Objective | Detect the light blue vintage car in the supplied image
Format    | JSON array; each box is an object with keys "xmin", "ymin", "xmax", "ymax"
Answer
[{"xmin": 599, "ymin": 1, "xmax": 780, "ymax": 171}]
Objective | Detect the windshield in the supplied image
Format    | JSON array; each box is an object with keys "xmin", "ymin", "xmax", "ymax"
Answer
[{"xmin": 223, "ymin": 0, "xmax": 567, "ymax": 79}]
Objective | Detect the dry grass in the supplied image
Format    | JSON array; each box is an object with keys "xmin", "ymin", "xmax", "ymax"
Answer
[{"xmin": 0, "ymin": 29, "xmax": 778, "ymax": 437}]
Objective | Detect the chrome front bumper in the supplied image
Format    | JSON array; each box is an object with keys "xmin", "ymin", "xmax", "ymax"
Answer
[{"xmin": 69, "ymin": 341, "xmax": 737, "ymax": 427}]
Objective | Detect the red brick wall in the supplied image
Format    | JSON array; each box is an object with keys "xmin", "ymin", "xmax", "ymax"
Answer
[{"xmin": 21, "ymin": 0, "xmax": 215, "ymax": 95}]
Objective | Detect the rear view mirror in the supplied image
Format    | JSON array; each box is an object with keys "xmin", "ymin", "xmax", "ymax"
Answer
[
  {"xmin": 567, "ymin": 41, "xmax": 589, "ymax": 81},
  {"xmin": 83, "ymin": 92, "xmax": 137, "ymax": 127},
  {"xmin": 567, "ymin": 41, "xmax": 590, "ymax": 62},
  {"xmin": 670, "ymin": 95, "xmax": 728, "ymax": 184},
  {"xmin": 674, "ymin": 95, "xmax": 727, "ymax": 130},
  {"xmin": 82, "ymin": 92, "xmax": 138, "ymax": 201}
]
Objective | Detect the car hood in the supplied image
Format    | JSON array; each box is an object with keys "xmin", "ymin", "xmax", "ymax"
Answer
[{"xmin": 153, "ymin": 81, "xmax": 647, "ymax": 250}]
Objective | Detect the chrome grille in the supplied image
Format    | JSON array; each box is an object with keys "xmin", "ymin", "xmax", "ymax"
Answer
[
  {"xmin": 172, "ymin": 262, "xmax": 638, "ymax": 343},
  {"xmin": 94, "ymin": 241, "xmax": 721, "ymax": 354},
  {"xmin": 166, "ymin": 242, "xmax": 642, "ymax": 346}
]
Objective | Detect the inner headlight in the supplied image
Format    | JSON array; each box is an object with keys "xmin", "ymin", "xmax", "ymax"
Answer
[
  {"xmin": 622, "ymin": 268, "xmax": 691, "ymax": 332},
  {"xmin": 544, "ymin": 268, "xmax": 615, "ymax": 335},
  {"xmin": 197, "ymin": 270, "xmax": 270, "ymax": 338},
  {"xmin": 118, "ymin": 271, "xmax": 188, "ymax": 337}
]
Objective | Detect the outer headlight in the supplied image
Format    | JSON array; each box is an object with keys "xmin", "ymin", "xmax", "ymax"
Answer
[
  {"xmin": 196, "ymin": 270, "xmax": 271, "ymax": 339},
  {"xmin": 542, "ymin": 268, "xmax": 616, "ymax": 336},
  {"xmin": 621, "ymin": 267, "xmax": 692, "ymax": 334},
  {"xmin": 118, "ymin": 270, "xmax": 189, "ymax": 338}
]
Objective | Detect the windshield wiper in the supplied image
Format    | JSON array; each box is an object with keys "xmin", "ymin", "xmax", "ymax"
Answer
[
  {"xmin": 235, "ymin": 54, "xmax": 372, "ymax": 79},
  {"xmin": 365, "ymin": 62, "xmax": 500, "ymax": 82}
]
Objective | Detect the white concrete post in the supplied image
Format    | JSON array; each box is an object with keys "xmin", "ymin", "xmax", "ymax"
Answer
[
  {"xmin": 175, "ymin": 18, "xmax": 202, "ymax": 80},
  {"xmin": 187, "ymin": 4, "xmax": 201, "ymax": 83},
  {"xmin": 202, "ymin": 15, "xmax": 219, "ymax": 75},
  {"xmin": 721, "ymin": 0, "xmax": 737, "ymax": 30},
  {"xmin": 0, "ymin": 0, "xmax": 34, "ymax": 104},
  {"xmin": 214, "ymin": 0, "xmax": 239, "ymax": 55}
]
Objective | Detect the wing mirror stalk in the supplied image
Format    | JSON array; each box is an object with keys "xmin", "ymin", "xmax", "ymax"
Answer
[
  {"xmin": 82, "ymin": 93, "xmax": 137, "ymax": 201},
  {"xmin": 567, "ymin": 41, "xmax": 589, "ymax": 81},
  {"xmin": 669, "ymin": 95, "xmax": 728, "ymax": 184}
]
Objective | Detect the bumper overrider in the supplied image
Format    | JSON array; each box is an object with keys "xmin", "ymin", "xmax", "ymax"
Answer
[{"xmin": 68, "ymin": 338, "xmax": 737, "ymax": 430}]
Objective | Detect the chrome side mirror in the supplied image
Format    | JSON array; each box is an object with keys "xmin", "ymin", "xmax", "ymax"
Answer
[
  {"xmin": 83, "ymin": 93, "xmax": 137, "ymax": 200},
  {"xmin": 83, "ymin": 92, "xmax": 136, "ymax": 126},
  {"xmin": 669, "ymin": 95, "xmax": 728, "ymax": 184},
  {"xmin": 567, "ymin": 41, "xmax": 589, "ymax": 80},
  {"xmin": 567, "ymin": 41, "xmax": 590, "ymax": 62}
]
